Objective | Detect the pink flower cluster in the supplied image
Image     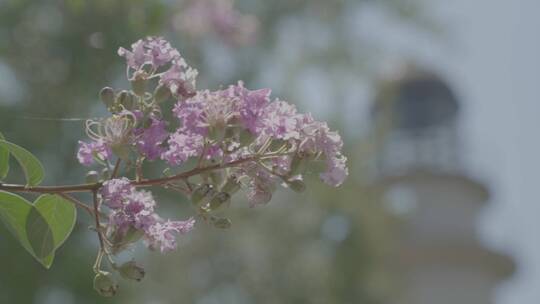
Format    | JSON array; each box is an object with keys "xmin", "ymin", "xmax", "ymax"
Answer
[
  {"xmin": 101, "ymin": 178, "xmax": 195, "ymax": 252},
  {"xmin": 164, "ymin": 81, "xmax": 348, "ymax": 187},
  {"xmin": 77, "ymin": 139, "xmax": 111, "ymax": 166},
  {"xmin": 76, "ymin": 36, "xmax": 348, "ymax": 253},
  {"xmin": 118, "ymin": 36, "xmax": 198, "ymax": 99}
]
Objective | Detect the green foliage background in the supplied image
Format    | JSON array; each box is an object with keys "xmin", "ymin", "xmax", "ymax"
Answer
[{"xmin": 0, "ymin": 0, "xmax": 427, "ymax": 303}]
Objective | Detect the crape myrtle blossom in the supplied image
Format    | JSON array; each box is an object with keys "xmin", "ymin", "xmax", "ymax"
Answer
[
  {"xmin": 69, "ymin": 37, "xmax": 347, "ymax": 295},
  {"xmin": 118, "ymin": 37, "xmax": 180, "ymax": 70},
  {"xmin": 133, "ymin": 116, "xmax": 168, "ymax": 160},
  {"xmin": 159, "ymin": 59, "xmax": 198, "ymax": 99},
  {"xmin": 77, "ymin": 139, "xmax": 111, "ymax": 166},
  {"xmin": 118, "ymin": 36, "xmax": 198, "ymax": 99},
  {"xmin": 164, "ymin": 80, "xmax": 348, "ymax": 187},
  {"xmin": 78, "ymin": 112, "xmax": 137, "ymax": 162},
  {"xmin": 161, "ymin": 131, "xmax": 204, "ymax": 165},
  {"xmin": 101, "ymin": 178, "xmax": 195, "ymax": 253},
  {"xmin": 145, "ymin": 219, "xmax": 196, "ymax": 252}
]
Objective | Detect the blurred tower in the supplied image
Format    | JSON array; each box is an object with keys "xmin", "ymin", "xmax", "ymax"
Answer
[{"xmin": 370, "ymin": 65, "xmax": 514, "ymax": 304}]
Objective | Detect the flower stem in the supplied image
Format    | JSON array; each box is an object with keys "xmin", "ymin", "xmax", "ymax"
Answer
[{"xmin": 0, "ymin": 154, "xmax": 282, "ymax": 195}]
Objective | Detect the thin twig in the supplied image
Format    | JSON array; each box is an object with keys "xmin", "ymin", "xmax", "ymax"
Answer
[
  {"xmin": 92, "ymin": 190, "xmax": 106, "ymax": 254},
  {"xmin": 111, "ymin": 159, "xmax": 122, "ymax": 178},
  {"xmin": 57, "ymin": 193, "xmax": 95, "ymax": 216}
]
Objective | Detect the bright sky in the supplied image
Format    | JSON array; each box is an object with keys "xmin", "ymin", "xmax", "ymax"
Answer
[{"xmin": 353, "ymin": 1, "xmax": 540, "ymax": 302}]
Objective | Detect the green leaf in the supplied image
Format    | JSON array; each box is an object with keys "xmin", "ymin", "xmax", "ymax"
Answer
[
  {"xmin": 33, "ymin": 195, "xmax": 77, "ymax": 253},
  {"xmin": 0, "ymin": 192, "xmax": 77, "ymax": 269},
  {"xmin": 0, "ymin": 191, "xmax": 33, "ymax": 253},
  {"xmin": 26, "ymin": 207, "xmax": 54, "ymax": 259},
  {"xmin": 27, "ymin": 194, "xmax": 77, "ymax": 268},
  {"xmin": 0, "ymin": 132, "xmax": 9, "ymax": 179},
  {"xmin": 0, "ymin": 140, "xmax": 44, "ymax": 186}
]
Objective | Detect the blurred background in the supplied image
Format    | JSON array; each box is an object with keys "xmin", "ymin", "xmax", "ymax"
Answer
[{"xmin": 0, "ymin": 0, "xmax": 537, "ymax": 303}]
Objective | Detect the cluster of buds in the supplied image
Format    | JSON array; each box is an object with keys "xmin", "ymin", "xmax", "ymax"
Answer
[{"xmin": 76, "ymin": 37, "xmax": 348, "ymax": 296}]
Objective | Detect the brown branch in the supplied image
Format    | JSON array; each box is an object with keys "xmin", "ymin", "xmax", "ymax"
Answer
[
  {"xmin": 57, "ymin": 193, "xmax": 95, "ymax": 217},
  {"xmin": 0, "ymin": 156, "xmax": 258, "ymax": 195},
  {"xmin": 92, "ymin": 190, "xmax": 106, "ymax": 252},
  {"xmin": 111, "ymin": 159, "xmax": 122, "ymax": 179},
  {"xmin": 0, "ymin": 182, "xmax": 101, "ymax": 194}
]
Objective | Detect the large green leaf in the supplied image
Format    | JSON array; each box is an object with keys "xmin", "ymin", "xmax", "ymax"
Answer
[
  {"xmin": 32, "ymin": 194, "xmax": 77, "ymax": 263},
  {"xmin": 26, "ymin": 207, "xmax": 54, "ymax": 259},
  {"xmin": 0, "ymin": 191, "xmax": 77, "ymax": 268},
  {"xmin": 0, "ymin": 140, "xmax": 44, "ymax": 186},
  {"xmin": 0, "ymin": 191, "xmax": 33, "ymax": 253},
  {"xmin": 0, "ymin": 132, "xmax": 8, "ymax": 179}
]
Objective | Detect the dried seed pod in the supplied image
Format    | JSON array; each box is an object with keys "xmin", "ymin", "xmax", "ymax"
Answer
[
  {"xmin": 93, "ymin": 271, "xmax": 118, "ymax": 297},
  {"xmin": 99, "ymin": 87, "xmax": 115, "ymax": 108},
  {"xmin": 208, "ymin": 192, "xmax": 230, "ymax": 210},
  {"xmin": 131, "ymin": 71, "xmax": 147, "ymax": 96},
  {"xmin": 117, "ymin": 261, "xmax": 145, "ymax": 282},
  {"xmin": 211, "ymin": 217, "xmax": 232, "ymax": 229},
  {"xmin": 153, "ymin": 84, "xmax": 171, "ymax": 104},
  {"xmin": 191, "ymin": 184, "xmax": 214, "ymax": 205}
]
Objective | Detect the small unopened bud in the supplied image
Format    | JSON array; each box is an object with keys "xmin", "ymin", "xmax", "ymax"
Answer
[
  {"xmin": 208, "ymin": 192, "xmax": 230, "ymax": 210},
  {"xmin": 211, "ymin": 217, "xmax": 232, "ymax": 229},
  {"xmin": 93, "ymin": 271, "xmax": 118, "ymax": 297},
  {"xmin": 111, "ymin": 227, "xmax": 144, "ymax": 254},
  {"xmin": 85, "ymin": 171, "xmax": 99, "ymax": 183},
  {"xmin": 117, "ymin": 261, "xmax": 145, "ymax": 282},
  {"xmin": 153, "ymin": 84, "xmax": 171, "ymax": 104},
  {"xmin": 100, "ymin": 87, "xmax": 115, "ymax": 108},
  {"xmin": 287, "ymin": 178, "xmax": 306, "ymax": 193},
  {"xmin": 131, "ymin": 71, "xmax": 147, "ymax": 96},
  {"xmin": 208, "ymin": 124, "xmax": 226, "ymax": 142},
  {"xmin": 221, "ymin": 174, "xmax": 240, "ymax": 194},
  {"xmin": 117, "ymin": 90, "xmax": 134, "ymax": 109},
  {"xmin": 191, "ymin": 184, "xmax": 213, "ymax": 205},
  {"xmin": 248, "ymin": 189, "xmax": 272, "ymax": 206},
  {"xmin": 290, "ymin": 153, "xmax": 307, "ymax": 175}
]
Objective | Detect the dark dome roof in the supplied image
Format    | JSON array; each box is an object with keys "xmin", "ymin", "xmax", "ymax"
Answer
[{"xmin": 372, "ymin": 66, "xmax": 459, "ymax": 130}]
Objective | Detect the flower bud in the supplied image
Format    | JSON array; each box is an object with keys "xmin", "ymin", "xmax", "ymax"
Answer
[
  {"xmin": 117, "ymin": 261, "xmax": 145, "ymax": 282},
  {"xmin": 208, "ymin": 124, "xmax": 226, "ymax": 142},
  {"xmin": 153, "ymin": 84, "xmax": 171, "ymax": 104},
  {"xmin": 85, "ymin": 171, "xmax": 100, "ymax": 183},
  {"xmin": 289, "ymin": 153, "xmax": 307, "ymax": 175},
  {"xmin": 111, "ymin": 227, "xmax": 144, "ymax": 254},
  {"xmin": 221, "ymin": 174, "xmax": 240, "ymax": 194},
  {"xmin": 131, "ymin": 71, "xmax": 147, "ymax": 96},
  {"xmin": 117, "ymin": 90, "xmax": 134, "ymax": 110},
  {"xmin": 211, "ymin": 216, "xmax": 232, "ymax": 229},
  {"xmin": 93, "ymin": 271, "xmax": 118, "ymax": 297},
  {"xmin": 208, "ymin": 192, "xmax": 230, "ymax": 210},
  {"xmin": 286, "ymin": 178, "xmax": 306, "ymax": 193},
  {"xmin": 191, "ymin": 184, "xmax": 213, "ymax": 205},
  {"xmin": 100, "ymin": 87, "xmax": 115, "ymax": 108},
  {"xmin": 248, "ymin": 188, "xmax": 272, "ymax": 206}
]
